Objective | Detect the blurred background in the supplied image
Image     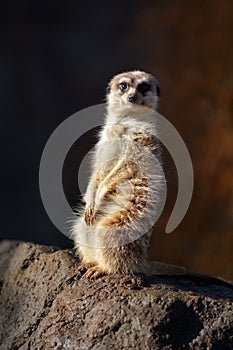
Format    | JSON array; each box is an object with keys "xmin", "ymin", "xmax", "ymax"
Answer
[{"xmin": 1, "ymin": 1, "xmax": 232, "ymax": 280}]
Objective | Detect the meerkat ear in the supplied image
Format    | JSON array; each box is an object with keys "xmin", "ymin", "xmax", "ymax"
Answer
[
  {"xmin": 106, "ymin": 84, "xmax": 111, "ymax": 95},
  {"xmin": 156, "ymin": 83, "xmax": 160, "ymax": 98}
]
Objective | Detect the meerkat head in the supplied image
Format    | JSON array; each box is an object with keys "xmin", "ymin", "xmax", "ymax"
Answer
[{"xmin": 106, "ymin": 70, "xmax": 160, "ymax": 116}]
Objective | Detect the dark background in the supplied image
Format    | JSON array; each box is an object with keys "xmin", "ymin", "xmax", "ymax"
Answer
[{"xmin": 1, "ymin": 1, "xmax": 233, "ymax": 280}]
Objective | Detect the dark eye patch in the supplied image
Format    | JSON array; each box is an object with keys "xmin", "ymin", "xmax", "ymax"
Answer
[
  {"xmin": 137, "ymin": 82, "xmax": 151, "ymax": 94},
  {"xmin": 119, "ymin": 82, "xmax": 128, "ymax": 92}
]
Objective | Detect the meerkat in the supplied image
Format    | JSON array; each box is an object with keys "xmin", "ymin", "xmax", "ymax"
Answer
[{"xmin": 71, "ymin": 70, "xmax": 186, "ymax": 279}]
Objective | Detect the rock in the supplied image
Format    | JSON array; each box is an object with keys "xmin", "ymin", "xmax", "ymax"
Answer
[{"xmin": 0, "ymin": 241, "xmax": 232, "ymax": 350}]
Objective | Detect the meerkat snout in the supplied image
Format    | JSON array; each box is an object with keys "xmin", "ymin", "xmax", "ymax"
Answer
[{"xmin": 128, "ymin": 94, "xmax": 137, "ymax": 103}]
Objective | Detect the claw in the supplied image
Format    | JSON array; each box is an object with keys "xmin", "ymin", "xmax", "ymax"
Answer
[
  {"xmin": 78, "ymin": 262, "xmax": 96, "ymax": 272},
  {"xmin": 120, "ymin": 275, "xmax": 144, "ymax": 289},
  {"xmin": 84, "ymin": 205, "xmax": 98, "ymax": 226},
  {"xmin": 82, "ymin": 266, "xmax": 107, "ymax": 279}
]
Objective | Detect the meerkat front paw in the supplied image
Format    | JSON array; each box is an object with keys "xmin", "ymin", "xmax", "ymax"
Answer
[{"xmin": 84, "ymin": 205, "xmax": 98, "ymax": 226}]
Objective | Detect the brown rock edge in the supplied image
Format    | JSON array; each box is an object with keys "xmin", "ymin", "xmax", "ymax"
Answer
[{"xmin": 0, "ymin": 241, "xmax": 232, "ymax": 350}]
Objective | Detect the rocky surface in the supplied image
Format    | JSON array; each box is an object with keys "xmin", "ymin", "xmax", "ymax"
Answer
[{"xmin": 0, "ymin": 241, "xmax": 232, "ymax": 350}]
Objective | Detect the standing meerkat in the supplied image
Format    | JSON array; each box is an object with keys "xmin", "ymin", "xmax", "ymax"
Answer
[{"xmin": 72, "ymin": 70, "xmax": 185, "ymax": 279}]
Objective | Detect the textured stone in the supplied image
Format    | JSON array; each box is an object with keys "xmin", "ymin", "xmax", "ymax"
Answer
[{"xmin": 0, "ymin": 241, "xmax": 232, "ymax": 350}]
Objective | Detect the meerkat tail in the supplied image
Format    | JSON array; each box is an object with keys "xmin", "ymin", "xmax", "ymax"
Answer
[{"xmin": 148, "ymin": 260, "xmax": 188, "ymax": 276}]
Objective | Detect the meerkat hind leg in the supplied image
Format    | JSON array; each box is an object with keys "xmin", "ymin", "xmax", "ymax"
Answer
[
  {"xmin": 120, "ymin": 274, "xmax": 144, "ymax": 289},
  {"xmin": 82, "ymin": 265, "xmax": 107, "ymax": 279},
  {"xmin": 78, "ymin": 262, "xmax": 96, "ymax": 272}
]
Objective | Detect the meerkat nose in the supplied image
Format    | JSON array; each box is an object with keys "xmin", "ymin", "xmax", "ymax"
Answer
[{"xmin": 128, "ymin": 94, "xmax": 137, "ymax": 103}]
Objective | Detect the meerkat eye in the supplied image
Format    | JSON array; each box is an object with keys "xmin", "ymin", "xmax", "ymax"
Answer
[
  {"xmin": 137, "ymin": 82, "xmax": 151, "ymax": 94},
  {"xmin": 119, "ymin": 82, "xmax": 128, "ymax": 92}
]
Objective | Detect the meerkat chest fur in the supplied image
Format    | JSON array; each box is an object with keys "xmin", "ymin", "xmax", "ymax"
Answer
[
  {"xmin": 72, "ymin": 70, "xmax": 163, "ymax": 278},
  {"xmin": 95, "ymin": 118, "xmax": 158, "ymax": 167}
]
